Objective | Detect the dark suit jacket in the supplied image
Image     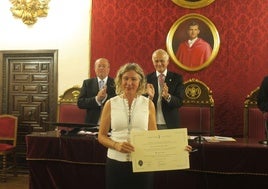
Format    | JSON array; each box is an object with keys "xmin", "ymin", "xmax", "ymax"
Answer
[
  {"xmin": 146, "ymin": 71, "xmax": 184, "ymax": 129},
  {"xmin": 77, "ymin": 77, "xmax": 116, "ymax": 124},
  {"xmin": 258, "ymin": 76, "xmax": 268, "ymax": 112}
]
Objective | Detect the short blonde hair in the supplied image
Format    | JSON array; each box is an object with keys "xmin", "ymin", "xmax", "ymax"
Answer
[{"xmin": 114, "ymin": 63, "xmax": 146, "ymax": 95}]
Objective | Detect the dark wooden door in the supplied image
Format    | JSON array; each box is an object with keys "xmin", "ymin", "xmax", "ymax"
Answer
[{"xmin": 0, "ymin": 50, "xmax": 58, "ymax": 171}]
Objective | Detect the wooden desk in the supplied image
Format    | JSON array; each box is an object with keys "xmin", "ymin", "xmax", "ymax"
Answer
[
  {"xmin": 155, "ymin": 138, "xmax": 268, "ymax": 189},
  {"xmin": 26, "ymin": 131, "xmax": 107, "ymax": 189},
  {"xmin": 26, "ymin": 132, "xmax": 268, "ymax": 189}
]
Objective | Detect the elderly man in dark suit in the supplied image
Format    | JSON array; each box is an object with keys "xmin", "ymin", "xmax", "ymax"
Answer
[
  {"xmin": 77, "ymin": 58, "xmax": 116, "ymax": 125},
  {"xmin": 146, "ymin": 49, "xmax": 184, "ymax": 129}
]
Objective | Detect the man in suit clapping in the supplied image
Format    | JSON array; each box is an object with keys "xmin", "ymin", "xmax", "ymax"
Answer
[
  {"xmin": 77, "ymin": 58, "xmax": 116, "ymax": 125},
  {"xmin": 146, "ymin": 49, "xmax": 184, "ymax": 129}
]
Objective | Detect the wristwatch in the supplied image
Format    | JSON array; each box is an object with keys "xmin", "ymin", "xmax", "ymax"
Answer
[{"xmin": 166, "ymin": 94, "xmax": 171, "ymax": 102}]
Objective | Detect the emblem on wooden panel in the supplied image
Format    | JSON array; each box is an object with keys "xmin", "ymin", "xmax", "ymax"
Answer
[
  {"xmin": 185, "ymin": 84, "xmax": 201, "ymax": 99},
  {"xmin": 58, "ymin": 86, "xmax": 81, "ymax": 103}
]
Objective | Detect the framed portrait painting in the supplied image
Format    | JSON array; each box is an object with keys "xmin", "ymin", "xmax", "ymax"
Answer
[
  {"xmin": 171, "ymin": 0, "xmax": 215, "ymax": 9},
  {"xmin": 166, "ymin": 13, "xmax": 220, "ymax": 72}
]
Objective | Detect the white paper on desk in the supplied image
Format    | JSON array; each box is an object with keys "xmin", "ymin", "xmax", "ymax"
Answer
[{"xmin": 130, "ymin": 128, "xmax": 189, "ymax": 172}]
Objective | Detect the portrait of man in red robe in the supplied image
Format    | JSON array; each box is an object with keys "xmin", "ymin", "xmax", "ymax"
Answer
[{"xmin": 176, "ymin": 21, "xmax": 212, "ymax": 68}]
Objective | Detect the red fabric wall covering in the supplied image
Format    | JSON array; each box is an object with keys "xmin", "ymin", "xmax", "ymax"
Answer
[{"xmin": 90, "ymin": 0, "xmax": 268, "ymax": 137}]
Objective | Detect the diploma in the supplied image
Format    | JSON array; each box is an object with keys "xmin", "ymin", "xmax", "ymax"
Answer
[{"xmin": 130, "ymin": 128, "xmax": 189, "ymax": 172}]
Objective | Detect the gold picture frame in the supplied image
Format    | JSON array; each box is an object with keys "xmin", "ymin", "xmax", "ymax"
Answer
[
  {"xmin": 166, "ymin": 13, "xmax": 220, "ymax": 72},
  {"xmin": 171, "ymin": 0, "xmax": 215, "ymax": 9}
]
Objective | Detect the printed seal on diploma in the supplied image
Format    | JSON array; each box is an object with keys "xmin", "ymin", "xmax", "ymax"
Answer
[{"xmin": 130, "ymin": 128, "xmax": 190, "ymax": 172}]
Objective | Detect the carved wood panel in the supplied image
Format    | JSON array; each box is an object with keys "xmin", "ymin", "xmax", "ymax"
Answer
[
  {"xmin": 1, "ymin": 51, "xmax": 58, "ymax": 130},
  {"xmin": 10, "ymin": 60, "xmax": 49, "ymax": 130},
  {"xmin": 0, "ymin": 50, "xmax": 58, "ymax": 171}
]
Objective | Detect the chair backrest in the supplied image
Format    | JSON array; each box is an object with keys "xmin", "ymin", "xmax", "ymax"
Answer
[
  {"xmin": 58, "ymin": 86, "xmax": 86, "ymax": 123},
  {"xmin": 243, "ymin": 87, "xmax": 265, "ymax": 139},
  {"xmin": 179, "ymin": 78, "xmax": 214, "ymax": 135},
  {"xmin": 0, "ymin": 114, "xmax": 18, "ymax": 147}
]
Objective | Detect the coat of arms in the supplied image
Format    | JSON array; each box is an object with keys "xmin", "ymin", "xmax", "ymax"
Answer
[{"xmin": 10, "ymin": 0, "xmax": 50, "ymax": 25}]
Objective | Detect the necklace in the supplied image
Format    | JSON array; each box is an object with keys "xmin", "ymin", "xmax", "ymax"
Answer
[
  {"xmin": 122, "ymin": 95, "xmax": 137, "ymax": 161},
  {"xmin": 122, "ymin": 96, "xmax": 137, "ymax": 132}
]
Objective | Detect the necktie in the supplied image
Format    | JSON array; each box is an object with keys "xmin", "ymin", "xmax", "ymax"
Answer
[
  {"xmin": 158, "ymin": 74, "xmax": 165, "ymax": 90},
  {"xmin": 99, "ymin": 80, "xmax": 104, "ymax": 90}
]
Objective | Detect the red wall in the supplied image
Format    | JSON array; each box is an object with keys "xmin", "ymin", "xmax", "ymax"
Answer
[{"xmin": 90, "ymin": 0, "xmax": 268, "ymax": 137}]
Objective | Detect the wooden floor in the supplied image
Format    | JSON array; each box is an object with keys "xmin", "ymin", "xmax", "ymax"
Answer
[{"xmin": 0, "ymin": 174, "xmax": 29, "ymax": 189}]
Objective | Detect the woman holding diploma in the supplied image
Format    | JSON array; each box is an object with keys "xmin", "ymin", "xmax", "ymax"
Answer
[
  {"xmin": 98, "ymin": 63, "xmax": 157, "ymax": 189},
  {"xmin": 98, "ymin": 63, "xmax": 192, "ymax": 189}
]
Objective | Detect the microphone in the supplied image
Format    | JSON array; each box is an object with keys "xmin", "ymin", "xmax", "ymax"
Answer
[{"xmin": 193, "ymin": 107, "xmax": 206, "ymax": 143}]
